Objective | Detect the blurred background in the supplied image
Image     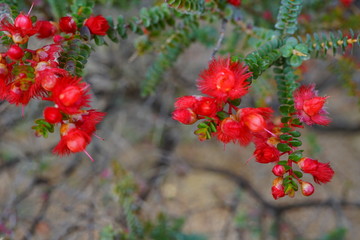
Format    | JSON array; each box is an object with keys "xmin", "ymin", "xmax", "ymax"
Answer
[{"xmin": 1, "ymin": 0, "xmax": 360, "ymax": 239}]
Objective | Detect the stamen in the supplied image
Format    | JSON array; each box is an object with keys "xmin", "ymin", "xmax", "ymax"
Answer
[
  {"xmin": 28, "ymin": 3, "xmax": 34, "ymax": 15},
  {"xmin": 246, "ymin": 154, "xmax": 256, "ymax": 164},
  {"xmin": 83, "ymin": 149, "xmax": 94, "ymax": 162},
  {"xmin": 264, "ymin": 128, "xmax": 277, "ymax": 137},
  {"xmin": 93, "ymin": 133, "xmax": 104, "ymax": 141}
]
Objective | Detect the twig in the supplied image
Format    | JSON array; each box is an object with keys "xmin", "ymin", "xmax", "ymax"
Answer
[{"xmin": 211, "ymin": 18, "xmax": 227, "ymax": 60}]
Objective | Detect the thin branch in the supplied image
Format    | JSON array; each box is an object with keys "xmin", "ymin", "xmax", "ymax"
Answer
[{"xmin": 211, "ymin": 18, "xmax": 227, "ymax": 60}]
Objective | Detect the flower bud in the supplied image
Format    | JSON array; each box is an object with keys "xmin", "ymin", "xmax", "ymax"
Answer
[
  {"xmin": 41, "ymin": 72, "xmax": 58, "ymax": 91},
  {"xmin": 14, "ymin": 13, "xmax": 33, "ymax": 30},
  {"xmin": 300, "ymin": 181, "xmax": 315, "ymax": 196},
  {"xmin": 227, "ymin": 0, "xmax": 241, "ymax": 6},
  {"xmin": 84, "ymin": 15, "xmax": 109, "ymax": 36},
  {"xmin": 243, "ymin": 113, "xmax": 265, "ymax": 132},
  {"xmin": 0, "ymin": 63, "xmax": 8, "ymax": 77},
  {"xmin": 271, "ymin": 177, "xmax": 285, "ymax": 200},
  {"xmin": 195, "ymin": 97, "xmax": 218, "ymax": 116},
  {"xmin": 44, "ymin": 107, "xmax": 63, "ymax": 124},
  {"xmin": 59, "ymin": 16, "xmax": 77, "ymax": 33},
  {"xmin": 254, "ymin": 144, "xmax": 280, "ymax": 163},
  {"xmin": 172, "ymin": 108, "xmax": 197, "ymax": 125},
  {"xmin": 272, "ymin": 164, "xmax": 286, "ymax": 176},
  {"xmin": 36, "ymin": 20, "xmax": 58, "ymax": 38},
  {"xmin": 6, "ymin": 45, "xmax": 24, "ymax": 60},
  {"xmin": 59, "ymin": 85, "xmax": 82, "ymax": 106}
]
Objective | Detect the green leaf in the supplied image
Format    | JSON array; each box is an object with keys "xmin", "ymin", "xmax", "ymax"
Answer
[
  {"xmin": 293, "ymin": 171, "xmax": 303, "ymax": 178},
  {"xmin": 289, "ymin": 55, "xmax": 302, "ymax": 67},
  {"xmin": 286, "ymin": 37, "xmax": 298, "ymax": 47},
  {"xmin": 216, "ymin": 111, "xmax": 229, "ymax": 120},
  {"xmin": 277, "ymin": 160, "xmax": 288, "ymax": 166},
  {"xmin": 281, "ymin": 127, "xmax": 292, "ymax": 133},
  {"xmin": 277, "ymin": 143, "xmax": 292, "ymax": 152},
  {"xmin": 280, "ymin": 134, "xmax": 291, "ymax": 141},
  {"xmin": 288, "ymin": 150, "xmax": 303, "ymax": 162},
  {"xmin": 281, "ymin": 117, "xmax": 291, "ymax": 123},
  {"xmin": 279, "ymin": 105, "xmax": 291, "ymax": 115},
  {"xmin": 94, "ymin": 35, "xmax": 105, "ymax": 46},
  {"xmin": 280, "ymin": 45, "xmax": 294, "ymax": 58},
  {"xmin": 289, "ymin": 131, "xmax": 301, "ymax": 137}
]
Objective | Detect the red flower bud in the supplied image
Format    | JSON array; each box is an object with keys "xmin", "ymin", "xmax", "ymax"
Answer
[
  {"xmin": 59, "ymin": 16, "xmax": 77, "ymax": 33},
  {"xmin": 254, "ymin": 144, "xmax": 280, "ymax": 163},
  {"xmin": 340, "ymin": 0, "xmax": 354, "ymax": 7},
  {"xmin": 172, "ymin": 108, "xmax": 197, "ymax": 125},
  {"xmin": 44, "ymin": 107, "xmax": 63, "ymax": 124},
  {"xmin": 0, "ymin": 63, "xmax": 8, "ymax": 77},
  {"xmin": 195, "ymin": 97, "xmax": 219, "ymax": 116},
  {"xmin": 300, "ymin": 181, "xmax": 315, "ymax": 196},
  {"xmin": 14, "ymin": 13, "xmax": 33, "ymax": 30},
  {"xmin": 272, "ymin": 177, "xmax": 285, "ymax": 200},
  {"xmin": 243, "ymin": 113, "xmax": 266, "ymax": 132},
  {"xmin": 227, "ymin": 0, "xmax": 241, "ymax": 6},
  {"xmin": 272, "ymin": 165, "xmax": 286, "ymax": 176},
  {"xmin": 36, "ymin": 20, "xmax": 58, "ymax": 38},
  {"xmin": 6, "ymin": 45, "xmax": 24, "ymax": 60},
  {"xmin": 59, "ymin": 85, "xmax": 82, "ymax": 106},
  {"xmin": 84, "ymin": 15, "xmax": 109, "ymax": 36}
]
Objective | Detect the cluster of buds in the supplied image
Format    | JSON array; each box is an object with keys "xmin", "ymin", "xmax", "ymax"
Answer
[
  {"xmin": 0, "ymin": 8, "xmax": 110, "ymax": 160},
  {"xmin": 172, "ymin": 57, "xmax": 334, "ymax": 199}
]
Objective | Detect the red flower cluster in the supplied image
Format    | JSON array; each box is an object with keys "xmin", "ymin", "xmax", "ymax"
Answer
[
  {"xmin": 173, "ymin": 58, "xmax": 335, "ymax": 200},
  {"xmin": 0, "ymin": 11, "xmax": 107, "ymax": 160},
  {"xmin": 173, "ymin": 58, "xmax": 281, "ymax": 163}
]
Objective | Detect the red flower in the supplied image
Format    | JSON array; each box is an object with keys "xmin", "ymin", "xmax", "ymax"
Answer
[
  {"xmin": 298, "ymin": 157, "xmax": 334, "ymax": 184},
  {"xmin": 300, "ymin": 181, "xmax": 315, "ymax": 196},
  {"xmin": 74, "ymin": 110, "xmax": 106, "ymax": 135},
  {"xmin": 217, "ymin": 117, "xmax": 244, "ymax": 143},
  {"xmin": 44, "ymin": 107, "xmax": 63, "ymax": 124},
  {"xmin": 197, "ymin": 57, "xmax": 251, "ymax": 101},
  {"xmin": 0, "ymin": 13, "xmax": 38, "ymax": 44},
  {"xmin": 194, "ymin": 97, "xmax": 220, "ymax": 117},
  {"xmin": 272, "ymin": 177, "xmax": 285, "ymax": 200},
  {"xmin": 172, "ymin": 108, "xmax": 197, "ymax": 125},
  {"xmin": 7, "ymin": 65, "xmax": 43, "ymax": 106},
  {"xmin": 59, "ymin": 16, "xmax": 77, "ymax": 33},
  {"xmin": 53, "ymin": 127, "xmax": 91, "ymax": 155},
  {"xmin": 34, "ymin": 44, "xmax": 62, "ymax": 64},
  {"xmin": 293, "ymin": 84, "xmax": 331, "ymax": 126},
  {"xmin": 254, "ymin": 143, "xmax": 280, "ymax": 163},
  {"xmin": 340, "ymin": 0, "xmax": 354, "ymax": 7},
  {"xmin": 174, "ymin": 95, "xmax": 201, "ymax": 109},
  {"xmin": 35, "ymin": 21, "xmax": 57, "ymax": 38},
  {"xmin": 237, "ymin": 107, "xmax": 273, "ymax": 133},
  {"xmin": 84, "ymin": 15, "xmax": 109, "ymax": 36},
  {"xmin": 227, "ymin": 0, "xmax": 241, "ymax": 6},
  {"xmin": 48, "ymin": 75, "xmax": 91, "ymax": 114}
]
